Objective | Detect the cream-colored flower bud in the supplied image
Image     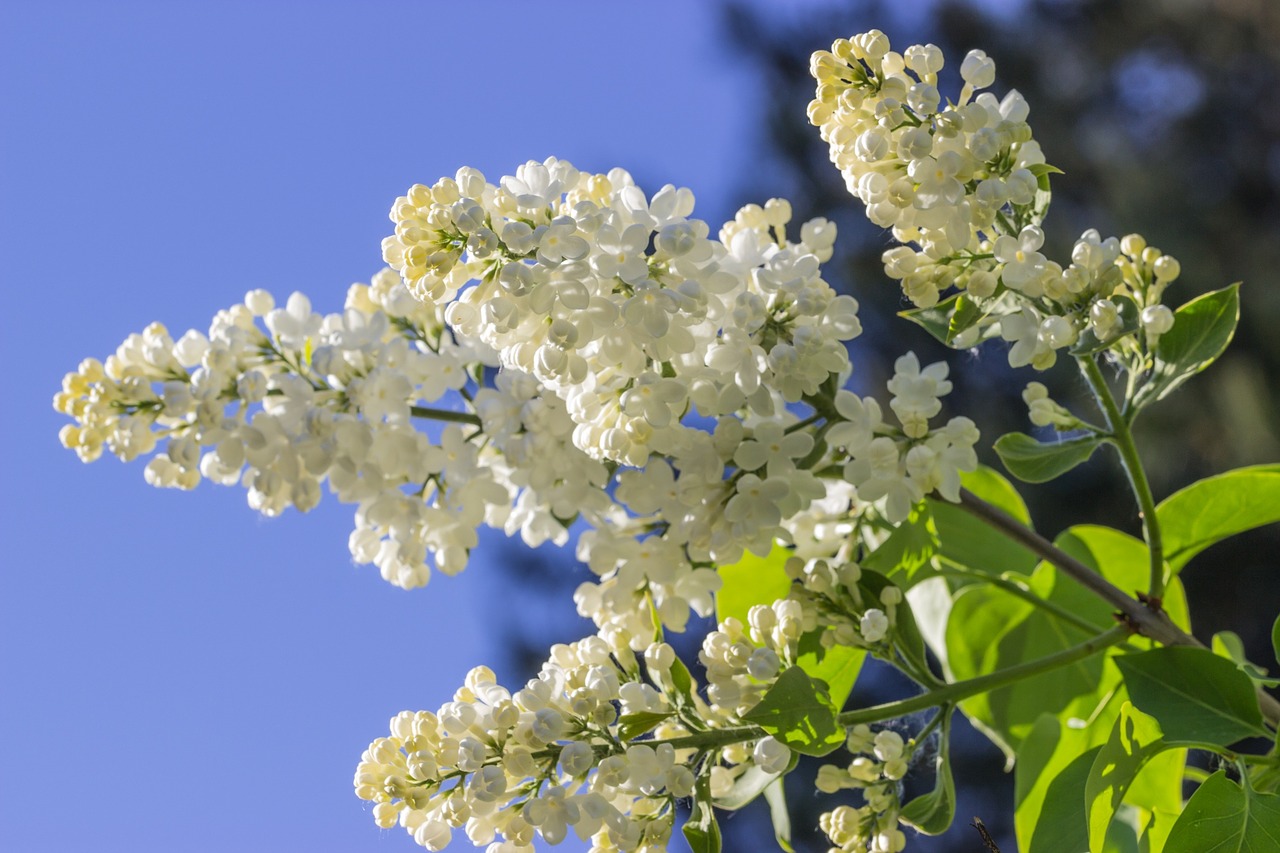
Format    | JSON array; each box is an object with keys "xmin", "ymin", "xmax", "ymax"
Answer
[
  {"xmin": 1154, "ymin": 255, "xmax": 1181, "ymax": 282},
  {"xmin": 1121, "ymin": 233, "xmax": 1147, "ymax": 258},
  {"xmin": 816, "ymin": 764, "xmax": 849, "ymax": 793},
  {"xmin": 764, "ymin": 198, "xmax": 792, "ymax": 227},
  {"xmin": 1142, "ymin": 304, "xmax": 1175, "ymax": 336}
]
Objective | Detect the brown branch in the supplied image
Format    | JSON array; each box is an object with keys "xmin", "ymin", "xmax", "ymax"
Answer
[
  {"xmin": 972, "ymin": 817, "xmax": 1002, "ymax": 852},
  {"xmin": 956, "ymin": 488, "xmax": 1280, "ymax": 727}
]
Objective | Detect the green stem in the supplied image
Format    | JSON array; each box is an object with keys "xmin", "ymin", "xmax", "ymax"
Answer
[
  {"xmin": 910, "ymin": 705, "xmax": 950, "ymax": 748},
  {"xmin": 1079, "ymin": 356, "xmax": 1166, "ymax": 598},
  {"xmin": 410, "ymin": 405, "xmax": 482, "ymax": 426},
  {"xmin": 936, "ymin": 561, "xmax": 1109, "ymax": 639},
  {"xmin": 784, "ymin": 413, "xmax": 822, "ymax": 434},
  {"xmin": 650, "ymin": 626, "xmax": 1130, "ymax": 753},
  {"xmin": 839, "ymin": 625, "xmax": 1130, "ymax": 726}
]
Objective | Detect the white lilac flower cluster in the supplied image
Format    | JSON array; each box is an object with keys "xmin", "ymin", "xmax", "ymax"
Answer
[
  {"xmin": 809, "ymin": 31, "xmax": 1183, "ymax": 373},
  {"xmin": 353, "ymin": 616, "xmax": 774, "ymax": 851},
  {"xmin": 816, "ymin": 725, "xmax": 912, "ymax": 853},
  {"xmin": 57, "ymin": 162, "xmax": 978, "ymax": 630},
  {"xmin": 354, "ymin": 632, "xmax": 696, "ymax": 852},
  {"xmin": 355, "ymin": 564, "xmax": 909, "ymax": 853},
  {"xmin": 53, "ymin": 270, "xmax": 608, "ymax": 590},
  {"xmin": 380, "ymin": 159, "xmax": 856, "ymax": 470}
]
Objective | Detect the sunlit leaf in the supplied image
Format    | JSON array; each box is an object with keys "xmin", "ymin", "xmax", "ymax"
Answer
[
  {"xmin": 616, "ymin": 711, "xmax": 674, "ymax": 742},
  {"xmin": 863, "ymin": 501, "xmax": 938, "ymax": 583},
  {"xmin": 763, "ymin": 778, "xmax": 795, "ymax": 852},
  {"xmin": 713, "ymin": 764, "xmax": 779, "ymax": 811},
  {"xmin": 947, "ymin": 526, "xmax": 1189, "ymax": 758},
  {"xmin": 741, "ymin": 666, "xmax": 845, "ymax": 756},
  {"xmin": 1212, "ymin": 631, "xmax": 1278, "ymax": 685},
  {"xmin": 1027, "ymin": 744, "xmax": 1100, "ymax": 853},
  {"xmin": 1085, "ymin": 703, "xmax": 1174, "ymax": 852},
  {"xmin": 1156, "ymin": 464, "xmax": 1280, "ymax": 573},
  {"xmin": 683, "ymin": 771, "xmax": 722, "ymax": 853},
  {"xmin": 716, "ymin": 544, "xmax": 865, "ymax": 710},
  {"xmin": 716, "ymin": 543, "xmax": 792, "ymax": 627}
]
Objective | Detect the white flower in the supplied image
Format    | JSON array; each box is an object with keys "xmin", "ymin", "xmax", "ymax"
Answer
[
  {"xmin": 733, "ymin": 421, "xmax": 814, "ymax": 475},
  {"xmin": 995, "ymin": 226, "xmax": 1049, "ymax": 295},
  {"xmin": 887, "ymin": 352, "xmax": 951, "ymax": 438},
  {"xmin": 860, "ymin": 609, "xmax": 890, "ymax": 643}
]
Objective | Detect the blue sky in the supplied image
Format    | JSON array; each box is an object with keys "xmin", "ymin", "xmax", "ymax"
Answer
[{"xmin": 0, "ymin": 1, "xmax": 822, "ymax": 850}]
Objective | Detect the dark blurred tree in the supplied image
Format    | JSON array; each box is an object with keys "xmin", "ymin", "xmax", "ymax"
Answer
[{"xmin": 712, "ymin": 0, "xmax": 1280, "ymax": 849}]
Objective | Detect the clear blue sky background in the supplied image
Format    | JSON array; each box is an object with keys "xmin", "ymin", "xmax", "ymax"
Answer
[{"xmin": 0, "ymin": 1, "xmax": 865, "ymax": 850}]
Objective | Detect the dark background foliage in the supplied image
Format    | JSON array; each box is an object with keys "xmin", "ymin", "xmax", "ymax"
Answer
[{"xmin": 494, "ymin": 1, "xmax": 1280, "ymax": 849}]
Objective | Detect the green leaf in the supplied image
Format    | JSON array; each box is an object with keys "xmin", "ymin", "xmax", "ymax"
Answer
[
  {"xmin": 947, "ymin": 525, "xmax": 1190, "ymax": 758},
  {"xmin": 929, "ymin": 465, "xmax": 1039, "ymax": 580},
  {"xmin": 1017, "ymin": 714, "xmax": 1094, "ymax": 851},
  {"xmin": 713, "ymin": 764, "xmax": 779, "ymax": 811},
  {"xmin": 1028, "ymin": 161, "xmax": 1066, "ymax": 191},
  {"xmin": 900, "ymin": 294, "xmax": 962, "ymax": 346},
  {"xmin": 901, "ymin": 712, "xmax": 956, "ymax": 835},
  {"xmin": 1142, "ymin": 806, "xmax": 1182, "ymax": 853},
  {"xmin": 616, "ymin": 711, "xmax": 674, "ymax": 742},
  {"xmin": 1156, "ymin": 464, "xmax": 1280, "ymax": 573},
  {"xmin": 994, "ymin": 432, "xmax": 1102, "ymax": 483},
  {"xmin": 1215, "ymin": 630, "xmax": 1249, "ymax": 664},
  {"xmin": 1070, "ymin": 294, "xmax": 1140, "ymax": 357},
  {"xmin": 1273, "ymin": 614, "xmax": 1280, "ymax": 669},
  {"xmin": 1028, "ymin": 744, "xmax": 1101, "ymax": 853},
  {"xmin": 716, "ymin": 543, "xmax": 792, "ymax": 627},
  {"xmin": 793, "ymin": 630, "xmax": 864, "ymax": 713},
  {"xmin": 1085, "ymin": 703, "xmax": 1170, "ymax": 852},
  {"xmin": 863, "ymin": 502, "xmax": 939, "ymax": 583},
  {"xmin": 1213, "ymin": 631, "xmax": 1278, "ymax": 685},
  {"xmin": 1134, "ymin": 283, "xmax": 1240, "ymax": 407},
  {"xmin": 763, "ymin": 778, "xmax": 795, "ymax": 852},
  {"xmin": 665, "ymin": 654, "xmax": 704, "ymax": 727},
  {"xmin": 907, "ymin": 577, "xmax": 954, "ymax": 670},
  {"xmin": 947, "ymin": 293, "xmax": 985, "ymax": 342},
  {"xmin": 1164, "ymin": 771, "xmax": 1280, "ymax": 852},
  {"xmin": 959, "ymin": 464, "xmax": 1033, "ymax": 524},
  {"xmin": 683, "ymin": 771, "xmax": 722, "ymax": 853},
  {"xmin": 899, "ymin": 293, "xmax": 1003, "ymax": 348},
  {"xmin": 1115, "ymin": 647, "xmax": 1269, "ymax": 745},
  {"xmin": 741, "ymin": 666, "xmax": 845, "ymax": 757}
]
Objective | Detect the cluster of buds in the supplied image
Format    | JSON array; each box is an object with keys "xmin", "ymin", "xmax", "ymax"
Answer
[
  {"xmin": 784, "ymin": 557, "xmax": 901, "ymax": 652},
  {"xmin": 356, "ymin": 559, "xmax": 913, "ymax": 852},
  {"xmin": 809, "ymin": 30, "xmax": 1184, "ymax": 373},
  {"xmin": 817, "ymin": 725, "xmax": 913, "ymax": 853}
]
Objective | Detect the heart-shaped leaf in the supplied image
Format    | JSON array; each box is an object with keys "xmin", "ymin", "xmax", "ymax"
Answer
[{"xmin": 741, "ymin": 666, "xmax": 845, "ymax": 757}]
